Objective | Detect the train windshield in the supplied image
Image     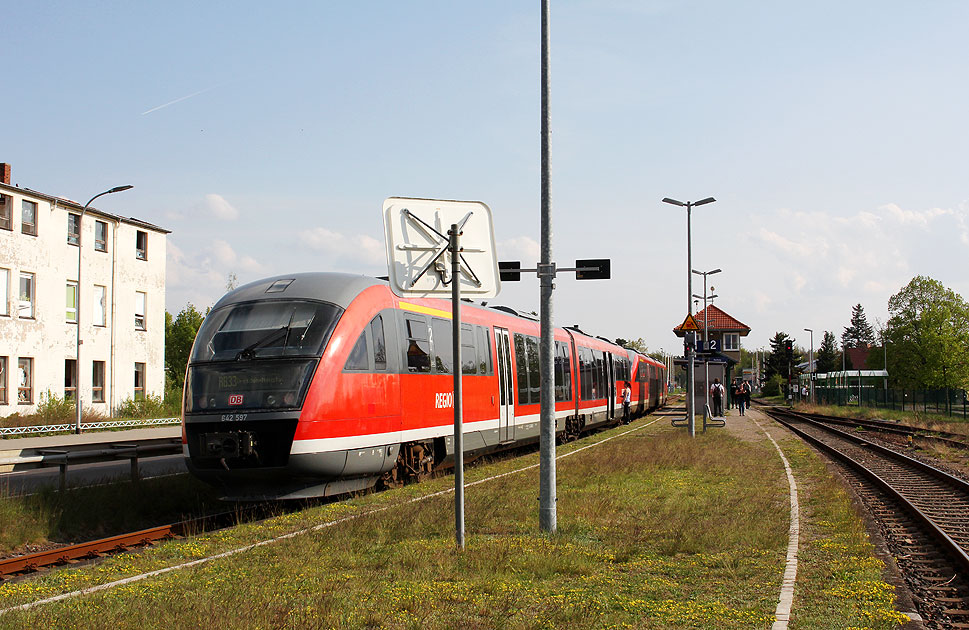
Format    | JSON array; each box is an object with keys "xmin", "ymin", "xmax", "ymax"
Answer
[{"xmin": 191, "ymin": 300, "xmax": 343, "ymax": 362}]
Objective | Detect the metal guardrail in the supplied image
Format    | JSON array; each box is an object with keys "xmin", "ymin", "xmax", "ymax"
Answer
[
  {"xmin": 0, "ymin": 437, "xmax": 183, "ymax": 490},
  {"xmin": 0, "ymin": 417, "xmax": 180, "ymax": 437}
]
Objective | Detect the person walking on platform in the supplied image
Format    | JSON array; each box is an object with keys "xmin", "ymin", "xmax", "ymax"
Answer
[
  {"xmin": 710, "ymin": 378, "xmax": 725, "ymax": 417},
  {"xmin": 738, "ymin": 380, "xmax": 751, "ymax": 416},
  {"xmin": 621, "ymin": 381, "xmax": 631, "ymax": 424}
]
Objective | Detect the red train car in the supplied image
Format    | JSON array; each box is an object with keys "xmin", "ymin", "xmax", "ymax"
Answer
[{"xmin": 182, "ymin": 273, "xmax": 666, "ymax": 499}]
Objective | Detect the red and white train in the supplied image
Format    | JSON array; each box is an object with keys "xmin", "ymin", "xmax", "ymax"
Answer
[{"xmin": 182, "ymin": 273, "xmax": 666, "ymax": 499}]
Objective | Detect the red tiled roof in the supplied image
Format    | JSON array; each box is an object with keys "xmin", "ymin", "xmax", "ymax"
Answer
[{"xmin": 673, "ymin": 304, "xmax": 750, "ymax": 335}]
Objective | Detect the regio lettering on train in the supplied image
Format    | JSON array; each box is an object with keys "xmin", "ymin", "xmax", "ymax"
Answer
[{"xmin": 435, "ymin": 392, "xmax": 454, "ymax": 409}]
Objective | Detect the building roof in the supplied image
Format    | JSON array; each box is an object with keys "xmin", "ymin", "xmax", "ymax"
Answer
[
  {"xmin": 0, "ymin": 181, "xmax": 170, "ymax": 234},
  {"xmin": 673, "ymin": 304, "xmax": 751, "ymax": 336}
]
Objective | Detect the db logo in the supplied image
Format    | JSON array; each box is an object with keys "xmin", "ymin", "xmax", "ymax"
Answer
[{"xmin": 228, "ymin": 394, "xmax": 244, "ymax": 405}]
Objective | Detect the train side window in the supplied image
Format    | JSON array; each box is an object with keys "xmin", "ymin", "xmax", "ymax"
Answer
[
  {"xmin": 404, "ymin": 316, "xmax": 431, "ymax": 373},
  {"xmin": 514, "ymin": 333, "xmax": 528, "ymax": 404},
  {"xmin": 477, "ymin": 326, "xmax": 493, "ymax": 374},
  {"xmin": 527, "ymin": 336, "xmax": 541, "ymax": 404},
  {"xmin": 431, "ymin": 318, "xmax": 452, "ymax": 373},
  {"xmin": 461, "ymin": 324, "xmax": 477, "ymax": 374},
  {"xmin": 370, "ymin": 315, "xmax": 387, "ymax": 371},
  {"xmin": 345, "ymin": 330, "xmax": 370, "ymax": 371},
  {"xmin": 578, "ymin": 347, "xmax": 593, "ymax": 400},
  {"xmin": 554, "ymin": 341, "xmax": 572, "ymax": 402}
]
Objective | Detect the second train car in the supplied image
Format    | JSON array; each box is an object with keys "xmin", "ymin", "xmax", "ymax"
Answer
[{"xmin": 182, "ymin": 272, "xmax": 666, "ymax": 499}]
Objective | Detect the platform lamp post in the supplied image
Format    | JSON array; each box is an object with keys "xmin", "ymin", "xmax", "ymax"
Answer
[
  {"xmin": 662, "ymin": 196, "xmax": 715, "ymax": 437},
  {"xmin": 804, "ymin": 328, "xmax": 814, "ymax": 404},
  {"xmin": 692, "ymin": 267, "xmax": 720, "ymax": 418},
  {"xmin": 75, "ymin": 185, "xmax": 133, "ymax": 434}
]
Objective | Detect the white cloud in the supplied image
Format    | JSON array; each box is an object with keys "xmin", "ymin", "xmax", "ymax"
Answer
[
  {"xmin": 298, "ymin": 228, "xmax": 386, "ymax": 266},
  {"xmin": 498, "ymin": 236, "xmax": 541, "ymax": 263},
  {"xmin": 200, "ymin": 194, "xmax": 239, "ymax": 220}
]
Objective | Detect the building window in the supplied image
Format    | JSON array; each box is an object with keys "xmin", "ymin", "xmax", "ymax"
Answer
[
  {"xmin": 135, "ymin": 230, "xmax": 148, "ymax": 260},
  {"xmin": 19, "ymin": 272, "xmax": 34, "ymax": 319},
  {"xmin": 93, "ymin": 285, "xmax": 107, "ymax": 326},
  {"xmin": 0, "ymin": 268, "xmax": 8, "ymax": 317},
  {"xmin": 723, "ymin": 333, "xmax": 740, "ymax": 352},
  {"xmin": 0, "ymin": 194, "xmax": 11, "ymax": 230},
  {"xmin": 92, "ymin": 361, "xmax": 105, "ymax": 403},
  {"xmin": 21, "ymin": 200, "xmax": 37, "ymax": 236},
  {"xmin": 18, "ymin": 358, "xmax": 33, "ymax": 404},
  {"xmin": 66, "ymin": 282, "xmax": 78, "ymax": 323},
  {"xmin": 0, "ymin": 356, "xmax": 7, "ymax": 404},
  {"xmin": 68, "ymin": 213, "xmax": 80, "ymax": 245},
  {"xmin": 135, "ymin": 291, "xmax": 147, "ymax": 330},
  {"xmin": 65, "ymin": 359, "xmax": 77, "ymax": 400},
  {"xmin": 134, "ymin": 362, "xmax": 146, "ymax": 400},
  {"xmin": 95, "ymin": 221, "xmax": 108, "ymax": 252}
]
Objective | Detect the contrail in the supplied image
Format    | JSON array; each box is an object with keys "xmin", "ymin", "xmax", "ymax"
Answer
[{"xmin": 141, "ymin": 85, "xmax": 218, "ymax": 115}]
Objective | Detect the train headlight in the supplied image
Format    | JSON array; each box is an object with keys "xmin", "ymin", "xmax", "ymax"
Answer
[{"xmin": 266, "ymin": 394, "xmax": 277, "ymax": 407}]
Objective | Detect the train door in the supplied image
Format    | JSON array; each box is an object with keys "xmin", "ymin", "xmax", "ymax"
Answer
[
  {"xmin": 494, "ymin": 327, "xmax": 515, "ymax": 443},
  {"xmin": 605, "ymin": 352, "xmax": 615, "ymax": 418},
  {"xmin": 638, "ymin": 360, "xmax": 647, "ymax": 409}
]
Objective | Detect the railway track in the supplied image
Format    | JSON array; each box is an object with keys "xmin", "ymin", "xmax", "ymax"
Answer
[
  {"xmin": 0, "ymin": 508, "xmax": 274, "ymax": 581},
  {"xmin": 751, "ymin": 399, "xmax": 969, "ymax": 451},
  {"xmin": 765, "ymin": 406, "xmax": 969, "ymax": 629}
]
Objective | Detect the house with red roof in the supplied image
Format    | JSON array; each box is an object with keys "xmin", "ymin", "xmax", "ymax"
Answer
[{"xmin": 673, "ymin": 304, "xmax": 751, "ymax": 364}]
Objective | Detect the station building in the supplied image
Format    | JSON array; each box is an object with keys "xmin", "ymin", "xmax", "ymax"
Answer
[
  {"xmin": 672, "ymin": 304, "xmax": 752, "ymax": 410},
  {"xmin": 0, "ymin": 163, "xmax": 169, "ymax": 417}
]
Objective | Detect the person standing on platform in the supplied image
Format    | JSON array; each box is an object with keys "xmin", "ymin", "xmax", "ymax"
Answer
[
  {"xmin": 621, "ymin": 381, "xmax": 631, "ymax": 424},
  {"xmin": 738, "ymin": 380, "xmax": 751, "ymax": 416},
  {"xmin": 711, "ymin": 378, "xmax": 725, "ymax": 417}
]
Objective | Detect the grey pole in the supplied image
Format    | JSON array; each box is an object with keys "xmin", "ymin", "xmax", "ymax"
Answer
[
  {"xmin": 686, "ymin": 203, "xmax": 695, "ymax": 437},
  {"xmin": 804, "ymin": 328, "xmax": 814, "ymax": 404},
  {"xmin": 692, "ymin": 269, "xmax": 719, "ymax": 423},
  {"xmin": 75, "ymin": 185, "xmax": 133, "ymax": 434},
  {"xmin": 538, "ymin": 0, "xmax": 557, "ymax": 534},
  {"xmin": 662, "ymin": 197, "xmax": 715, "ymax": 438},
  {"xmin": 450, "ymin": 224, "xmax": 465, "ymax": 549}
]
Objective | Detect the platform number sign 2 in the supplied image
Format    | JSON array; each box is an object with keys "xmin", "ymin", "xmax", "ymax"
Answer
[{"xmin": 706, "ymin": 339, "xmax": 719, "ymax": 352}]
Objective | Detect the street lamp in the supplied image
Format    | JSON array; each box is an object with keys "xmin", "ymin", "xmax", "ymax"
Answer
[
  {"xmin": 76, "ymin": 185, "xmax": 133, "ymax": 434},
  {"xmin": 692, "ymin": 267, "xmax": 721, "ymax": 420},
  {"xmin": 663, "ymin": 196, "xmax": 715, "ymax": 438},
  {"xmin": 803, "ymin": 328, "xmax": 814, "ymax": 404}
]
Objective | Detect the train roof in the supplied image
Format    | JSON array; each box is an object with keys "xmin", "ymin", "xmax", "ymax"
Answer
[
  {"xmin": 212, "ymin": 273, "xmax": 662, "ymax": 367},
  {"xmin": 212, "ymin": 272, "xmax": 385, "ymax": 311}
]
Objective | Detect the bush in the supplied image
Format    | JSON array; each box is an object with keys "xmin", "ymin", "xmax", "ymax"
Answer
[
  {"xmin": 36, "ymin": 390, "xmax": 77, "ymax": 424},
  {"xmin": 762, "ymin": 374, "xmax": 784, "ymax": 397},
  {"xmin": 115, "ymin": 393, "xmax": 179, "ymax": 419}
]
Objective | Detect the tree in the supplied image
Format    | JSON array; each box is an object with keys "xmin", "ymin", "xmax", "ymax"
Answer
[
  {"xmin": 165, "ymin": 303, "xmax": 207, "ymax": 392},
  {"xmin": 842, "ymin": 303, "xmax": 875, "ymax": 349},
  {"xmin": 815, "ymin": 331, "xmax": 839, "ymax": 374},
  {"xmin": 764, "ymin": 332, "xmax": 801, "ymax": 381},
  {"xmin": 615, "ymin": 337, "xmax": 649, "ymax": 354},
  {"xmin": 885, "ymin": 276, "xmax": 969, "ymax": 390}
]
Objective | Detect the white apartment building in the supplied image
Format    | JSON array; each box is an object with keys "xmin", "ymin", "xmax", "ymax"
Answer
[{"xmin": 0, "ymin": 163, "xmax": 169, "ymax": 417}]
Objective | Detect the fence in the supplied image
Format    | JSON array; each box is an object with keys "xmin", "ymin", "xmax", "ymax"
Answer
[
  {"xmin": 0, "ymin": 417, "xmax": 180, "ymax": 437},
  {"xmin": 809, "ymin": 386, "xmax": 968, "ymax": 420}
]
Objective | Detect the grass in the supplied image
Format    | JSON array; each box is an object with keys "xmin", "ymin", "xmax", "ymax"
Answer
[
  {"xmin": 0, "ymin": 475, "xmax": 223, "ymax": 555},
  {"xmin": 794, "ymin": 401, "xmax": 969, "ymax": 436},
  {"xmin": 0, "ymin": 420, "xmax": 908, "ymax": 629}
]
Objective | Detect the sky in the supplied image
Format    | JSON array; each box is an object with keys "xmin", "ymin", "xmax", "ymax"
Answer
[{"xmin": 5, "ymin": 1, "xmax": 969, "ymax": 356}]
